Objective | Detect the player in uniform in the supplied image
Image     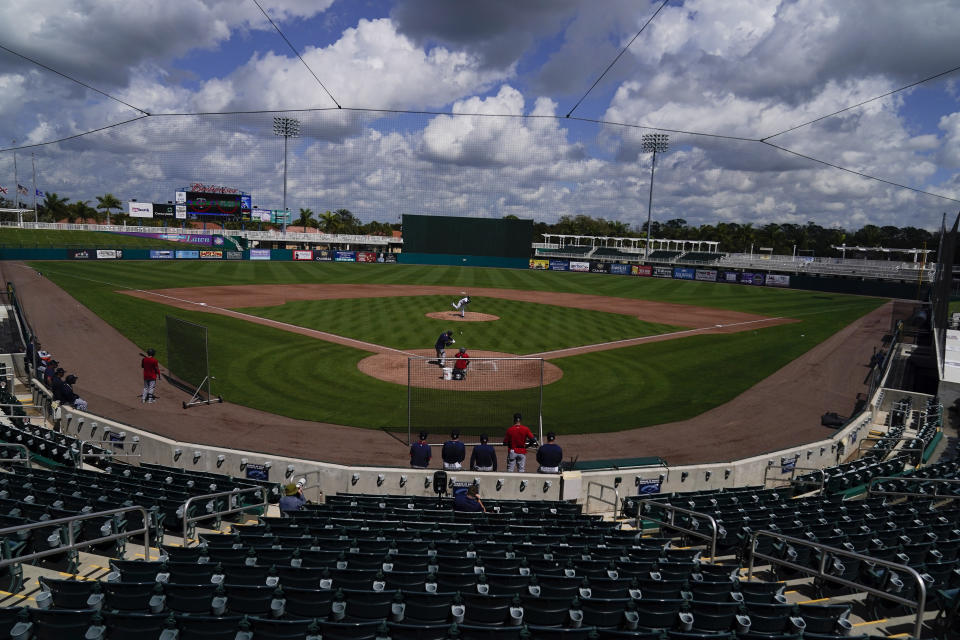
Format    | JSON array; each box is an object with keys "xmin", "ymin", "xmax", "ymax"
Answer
[
  {"xmin": 451, "ymin": 294, "xmax": 471, "ymax": 318},
  {"xmin": 453, "ymin": 347, "xmax": 470, "ymax": 380},
  {"xmin": 410, "ymin": 432, "xmax": 432, "ymax": 468},
  {"xmin": 435, "ymin": 330, "xmax": 455, "ymax": 367},
  {"xmin": 536, "ymin": 432, "xmax": 563, "ymax": 473},
  {"xmin": 503, "ymin": 413, "xmax": 537, "ymax": 473}
]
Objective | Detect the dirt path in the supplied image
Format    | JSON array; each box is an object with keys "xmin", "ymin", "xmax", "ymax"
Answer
[{"xmin": 3, "ymin": 262, "xmax": 890, "ymax": 466}]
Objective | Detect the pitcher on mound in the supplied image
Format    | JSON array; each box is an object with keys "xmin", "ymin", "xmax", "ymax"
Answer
[{"xmin": 451, "ymin": 293, "xmax": 471, "ymax": 318}]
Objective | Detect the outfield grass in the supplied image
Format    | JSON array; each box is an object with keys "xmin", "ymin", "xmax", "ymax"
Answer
[
  {"xmin": 1, "ymin": 228, "xmax": 211, "ymax": 249},
  {"xmin": 31, "ymin": 260, "xmax": 886, "ymax": 433},
  {"xmin": 237, "ymin": 295, "xmax": 682, "ymax": 354}
]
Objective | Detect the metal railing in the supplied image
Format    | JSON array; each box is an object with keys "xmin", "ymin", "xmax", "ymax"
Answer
[
  {"xmin": 0, "ymin": 401, "xmax": 47, "ymax": 427},
  {"xmin": 855, "ymin": 436, "xmax": 927, "ymax": 465},
  {"xmin": 636, "ymin": 499, "xmax": 718, "ymax": 559},
  {"xmin": 868, "ymin": 476, "xmax": 960, "ymax": 500},
  {"xmin": 584, "ymin": 481, "xmax": 620, "ymax": 517},
  {"xmin": 70, "ymin": 440, "xmax": 141, "ymax": 469},
  {"xmin": 747, "ymin": 531, "xmax": 927, "ymax": 639},
  {"xmin": 764, "ymin": 465, "xmax": 827, "ymax": 495},
  {"xmin": 0, "ymin": 506, "xmax": 155, "ymax": 569},
  {"xmin": 0, "ymin": 443, "xmax": 31, "ymax": 468},
  {"xmin": 181, "ymin": 486, "xmax": 268, "ymax": 546}
]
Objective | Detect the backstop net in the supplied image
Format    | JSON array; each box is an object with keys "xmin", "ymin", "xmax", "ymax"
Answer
[
  {"xmin": 407, "ymin": 356, "xmax": 543, "ymax": 444},
  {"xmin": 165, "ymin": 315, "xmax": 210, "ymax": 395}
]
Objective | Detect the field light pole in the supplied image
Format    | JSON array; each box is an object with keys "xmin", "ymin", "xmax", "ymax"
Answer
[
  {"xmin": 273, "ymin": 116, "xmax": 300, "ymax": 235},
  {"xmin": 642, "ymin": 133, "xmax": 668, "ymax": 259}
]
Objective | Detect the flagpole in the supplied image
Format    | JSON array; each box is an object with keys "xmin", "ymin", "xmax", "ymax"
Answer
[{"xmin": 31, "ymin": 152, "xmax": 38, "ymax": 223}]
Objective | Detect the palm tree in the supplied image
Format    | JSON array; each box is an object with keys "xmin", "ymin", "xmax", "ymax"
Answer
[
  {"xmin": 67, "ymin": 200, "xmax": 95, "ymax": 224},
  {"xmin": 319, "ymin": 210, "xmax": 339, "ymax": 234},
  {"xmin": 40, "ymin": 193, "xmax": 70, "ymax": 223},
  {"xmin": 96, "ymin": 193, "xmax": 122, "ymax": 225},
  {"xmin": 295, "ymin": 208, "xmax": 315, "ymax": 231}
]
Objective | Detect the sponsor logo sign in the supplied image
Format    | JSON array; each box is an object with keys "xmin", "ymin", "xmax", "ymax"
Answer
[
  {"xmin": 781, "ymin": 455, "xmax": 799, "ymax": 474},
  {"xmin": 356, "ymin": 251, "xmax": 378, "ymax": 263},
  {"xmin": 245, "ymin": 463, "xmax": 269, "ymax": 481},
  {"xmin": 569, "ymin": 260, "xmax": 590, "ymax": 272},
  {"xmin": 720, "ymin": 271, "xmax": 739, "ymax": 283},
  {"xmin": 380, "ymin": 253, "xmax": 398, "ymax": 263},
  {"xmin": 213, "ymin": 236, "xmax": 225, "ymax": 246},
  {"xmin": 766, "ymin": 274, "xmax": 790, "ymax": 287},
  {"xmin": 149, "ymin": 250, "xmax": 174, "ymax": 260},
  {"xmin": 153, "ymin": 203, "xmax": 175, "ymax": 217},
  {"xmin": 225, "ymin": 251, "xmax": 243, "ymax": 260},
  {"xmin": 96, "ymin": 249, "xmax": 122, "ymax": 259},
  {"xmin": 249, "ymin": 249, "xmax": 271, "ymax": 261},
  {"xmin": 315, "ymin": 250, "xmax": 333, "ymax": 262},
  {"xmin": 335, "ymin": 250, "xmax": 356, "ymax": 262},
  {"xmin": 69, "ymin": 249, "xmax": 91, "ymax": 260},
  {"xmin": 175, "ymin": 250, "xmax": 199, "ymax": 259},
  {"xmin": 636, "ymin": 478, "xmax": 662, "ymax": 495},
  {"xmin": 695, "ymin": 269, "xmax": 717, "ymax": 282},
  {"xmin": 652, "ymin": 266, "xmax": 673, "ymax": 278},
  {"xmin": 589, "ymin": 262, "xmax": 609, "ymax": 273},
  {"xmin": 293, "ymin": 250, "xmax": 313, "ymax": 261},
  {"xmin": 610, "ymin": 263, "xmax": 630, "ymax": 275},
  {"xmin": 175, "ymin": 191, "xmax": 187, "ymax": 203},
  {"xmin": 743, "ymin": 272, "xmax": 765, "ymax": 285},
  {"xmin": 548, "ymin": 259, "xmax": 569, "ymax": 271},
  {"xmin": 673, "ymin": 267, "xmax": 695, "ymax": 280},
  {"xmin": 633, "ymin": 265, "xmax": 653, "ymax": 276},
  {"xmin": 175, "ymin": 204, "xmax": 187, "ymax": 219},
  {"xmin": 200, "ymin": 250, "xmax": 223, "ymax": 259},
  {"xmin": 128, "ymin": 202, "xmax": 153, "ymax": 218},
  {"xmin": 529, "ymin": 259, "xmax": 549, "ymax": 270}
]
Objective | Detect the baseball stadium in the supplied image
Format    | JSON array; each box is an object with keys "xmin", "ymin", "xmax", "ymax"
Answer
[{"xmin": 2, "ymin": 2, "xmax": 960, "ymax": 638}]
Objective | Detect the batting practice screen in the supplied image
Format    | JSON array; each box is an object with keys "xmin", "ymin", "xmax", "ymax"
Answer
[
  {"xmin": 165, "ymin": 315, "xmax": 209, "ymax": 391},
  {"xmin": 408, "ymin": 356, "xmax": 543, "ymax": 443},
  {"xmin": 402, "ymin": 214, "xmax": 533, "ymax": 258}
]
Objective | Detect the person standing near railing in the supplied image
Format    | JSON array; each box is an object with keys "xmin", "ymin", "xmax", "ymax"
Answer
[{"xmin": 141, "ymin": 348, "xmax": 160, "ymax": 404}]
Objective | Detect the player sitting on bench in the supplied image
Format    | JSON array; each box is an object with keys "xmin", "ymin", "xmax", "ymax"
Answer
[{"xmin": 453, "ymin": 347, "xmax": 470, "ymax": 380}]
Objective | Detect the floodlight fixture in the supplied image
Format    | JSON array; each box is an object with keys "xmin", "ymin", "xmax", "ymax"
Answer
[{"xmin": 641, "ymin": 133, "xmax": 669, "ymax": 259}]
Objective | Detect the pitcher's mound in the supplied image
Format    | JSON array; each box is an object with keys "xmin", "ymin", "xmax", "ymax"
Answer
[
  {"xmin": 358, "ymin": 349, "xmax": 562, "ymax": 390},
  {"xmin": 426, "ymin": 311, "xmax": 499, "ymax": 322}
]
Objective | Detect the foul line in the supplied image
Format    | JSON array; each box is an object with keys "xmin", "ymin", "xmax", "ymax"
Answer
[{"xmin": 529, "ymin": 317, "xmax": 785, "ymax": 359}]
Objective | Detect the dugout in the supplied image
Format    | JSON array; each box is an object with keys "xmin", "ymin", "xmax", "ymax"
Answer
[{"xmin": 399, "ymin": 214, "xmax": 533, "ymax": 269}]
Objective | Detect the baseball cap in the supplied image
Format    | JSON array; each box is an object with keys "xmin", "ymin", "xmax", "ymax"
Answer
[
  {"xmin": 547, "ymin": 432, "xmax": 556, "ymax": 441},
  {"xmin": 284, "ymin": 483, "xmax": 299, "ymax": 496},
  {"xmin": 459, "ymin": 347, "xmax": 466, "ymax": 353},
  {"xmin": 65, "ymin": 374, "xmax": 78, "ymax": 384},
  {"xmin": 419, "ymin": 431, "xmax": 428, "ymax": 441},
  {"xmin": 513, "ymin": 412, "xmax": 522, "ymax": 422},
  {"xmin": 479, "ymin": 434, "xmax": 488, "ymax": 443},
  {"xmin": 451, "ymin": 429, "xmax": 460, "ymax": 438}
]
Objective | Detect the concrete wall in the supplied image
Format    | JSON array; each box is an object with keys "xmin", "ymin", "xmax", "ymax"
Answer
[{"xmin": 39, "ymin": 375, "xmax": 884, "ymax": 515}]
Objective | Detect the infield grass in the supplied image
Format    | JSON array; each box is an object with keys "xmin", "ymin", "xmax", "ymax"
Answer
[
  {"xmin": 30, "ymin": 260, "xmax": 886, "ymax": 432},
  {"xmin": 237, "ymin": 296, "xmax": 682, "ymax": 354}
]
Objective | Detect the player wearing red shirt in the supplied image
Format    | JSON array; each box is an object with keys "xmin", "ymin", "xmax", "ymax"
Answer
[
  {"xmin": 453, "ymin": 347, "xmax": 469, "ymax": 380},
  {"xmin": 503, "ymin": 412, "xmax": 536, "ymax": 473},
  {"xmin": 141, "ymin": 348, "xmax": 160, "ymax": 404}
]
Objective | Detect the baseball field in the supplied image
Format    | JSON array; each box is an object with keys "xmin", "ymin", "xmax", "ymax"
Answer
[{"xmin": 22, "ymin": 259, "xmax": 886, "ymax": 438}]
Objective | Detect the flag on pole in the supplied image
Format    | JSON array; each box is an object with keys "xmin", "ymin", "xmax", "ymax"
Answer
[
  {"xmin": 17, "ymin": 184, "xmax": 28, "ymax": 195},
  {"xmin": 35, "ymin": 189, "xmax": 44, "ymax": 198},
  {"xmin": 0, "ymin": 186, "xmax": 7, "ymax": 195}
]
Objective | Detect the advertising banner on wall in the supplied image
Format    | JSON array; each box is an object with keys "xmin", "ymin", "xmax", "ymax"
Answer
[
  {"xmin": 335, "ymin": 250, "xmax": 356, "ymax": 262},
  {"xmin": 695, "ymin": 269, "xmax": 718, "ymax": 282},
  {"xmin": 380, "ymin": 253, "xmax": 398, "ymax": 263},
  {"xmin": 292, "ymin": 250, "xmax": 313, "ymax": 261},
  {"xmin": 636, "ymin": 478, "xmax": 662, "ymax": 495},
  {"xmin": 766, "ymin": 274, "xmax": 790, "ymax": 287},
  {"xmin": 651, "ymin": 266, "xmax": 672, "ymax": 278},
  {"xmin": 720, "ymin": 271, "xmax": 740, "ymax": 283},
  {"xmin": 200, "ymin": 251, "xmax": 222, "ymax": 259},
  {"xmin": 569, "ymin": 260, "xmax": 590, "ymax": 272},
  {"xmin": 96, "ymin": 249, "xmax": 122, "ymax": 259},
  {"xmin": 610, "ymin": 263, "xmax": 630, "ymax": 275},
  {"xmin": 673, "ymin": 267, "xmax": 695, "ymax": 280},
  {"xmin": 122, "ymin": 232, "xmax": 215, "ymax": 245},
  {"xmin": 549, "ymin": 259, "xmax": 569, "ymax": 271},
  {"xmin": 175, "ymin": 250, "xmax": 199, "ymax": 259},
  {"xmin": 589, "ymin": 262, "xmax": 609, "ymax": 273},
  {"xmin": 356, "ymin": 251, "xmax": 378, "ymax": 263},
  {"xmin": 529, "ymin": 259, "xmax": 549, "ymax": 270},
  {"xmin": 741, "ymin": 272, "xmax": 765, "ymax": 285},
  {"xmin": 153, "ymin": 203, "xmax": 175, "ymax": 218},
  {"xmin": 128, "ymin": 202, "xmax": 153, "ymax": 218},
  {"xmin": 69, "ymin": 249, "xmax": 93, "ymax": 260},
  {"xmin": 315, "ymin": 250, "xmax": 333, "ymax": 261},
  {"xmin": 225, "ymin": 251, "xmax": 243, "ymax": 260},
  {"xmin": 249, "ymin": 249, "xmax": 271, "ymax": 261},
  {"xmin": 633, "ymin": 265, "xmax": 653, "ymax": 276},
  {"xmin": 150, "ymin": 250, "xmax": 174, "ymax": 259},
  {"xmin": 175, "ymin": 205, "xmax": 187, "ymax": 219}
]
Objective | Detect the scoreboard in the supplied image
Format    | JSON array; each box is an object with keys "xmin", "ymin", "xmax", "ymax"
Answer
[{"xmin": 175, "ymin": 185, "xmax": 252, "ymax": 220}]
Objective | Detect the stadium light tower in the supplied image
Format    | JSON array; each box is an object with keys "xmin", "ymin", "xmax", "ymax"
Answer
[
  {"xmin": 273, "ymin": 116, "xmax": 300, "ymax": 234},
  {"xmin": 641, "ymin": 133, "xmax": 669, "ymax": 259}
]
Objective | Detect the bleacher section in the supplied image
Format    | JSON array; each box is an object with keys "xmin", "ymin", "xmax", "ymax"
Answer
[
  {"xmin": 645, "ymin": 250, "xmax": 682, "ymax": 262},
  {"xmin": 592, "ymin": 248, "xmax": 641, "ymax": 260},
  {"xmin": 679, "ymin": 252, "xmax": 724, "ymax": 264},
  {"xmin": 537, "ymin": 246, "xmax": 594, "ymax": 256}
]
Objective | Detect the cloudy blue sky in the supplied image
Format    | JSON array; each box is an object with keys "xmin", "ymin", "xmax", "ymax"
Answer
[{"xmin": 1, "ymin": 0, "xmax": 959, "ymax": 230}]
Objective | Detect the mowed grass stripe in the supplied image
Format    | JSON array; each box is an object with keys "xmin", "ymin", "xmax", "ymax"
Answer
[
  {"xmin": 29, "ymin": 260, "xmax": 875, "ymax": 318},
  {"xmin": 236, "ymin": 296, "xmax": 683, "ymax": 354},
  {"xmin": 33, "ymin": 261, "xmax": 886, "ymax": 432}
]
